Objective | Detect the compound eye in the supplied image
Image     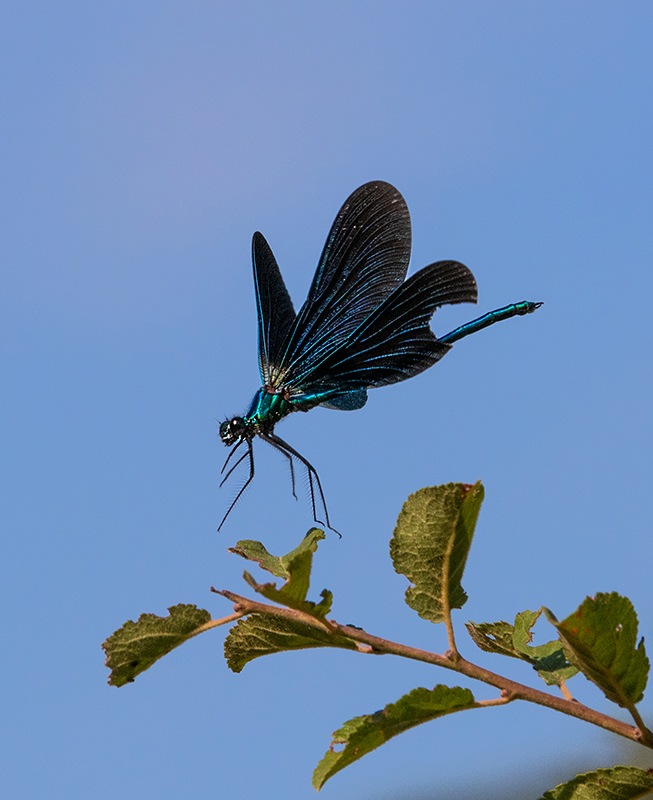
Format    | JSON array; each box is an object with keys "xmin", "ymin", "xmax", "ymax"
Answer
[
  {"xmin": 220, "ymin": 417, "xmax": 246, "ymax": 445},
  {"xmin": 230, "ymin": 418, "xmax": 245, "ymax": 435}
]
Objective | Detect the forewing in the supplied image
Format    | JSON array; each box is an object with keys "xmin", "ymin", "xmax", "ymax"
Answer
[
  {"xmin": 292, "ymin": 260, "xmax": 478, "ymax": 393},
  {"xmin": 252, "ymin": 232, "xmax": 296, "ymax": 384},
  {"xmin": 270, "ymin": 182, "xmax": 411, "ymax": 386}
]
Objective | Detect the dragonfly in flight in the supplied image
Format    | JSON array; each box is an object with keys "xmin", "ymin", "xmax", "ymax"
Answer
[{"xmin": 219, "ymin": 181, "xmax": 541, "ymax": 531}]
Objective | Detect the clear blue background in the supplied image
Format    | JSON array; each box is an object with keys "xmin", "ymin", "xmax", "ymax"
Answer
[{"xmin": 3, "ymin": 3, "xmax": 652, "ymax": 798}]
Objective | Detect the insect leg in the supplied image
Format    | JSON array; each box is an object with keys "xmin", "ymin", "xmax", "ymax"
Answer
[
  {"xmin": 218, "ymin": 439, "xmax": 255, "ymax": 531},
  {"xmin": 267, "ymin": 440, "xmax": 298, "ymax": 500},
  {"xmin": 221, "ymin": 438, "xmax": 244, "ymax": 475},
  {"xmin": 260, "ymin": 431, "xmax": 340, "ymax": 536},
  {"xmin": 219, "ymin": 440, "xmax": 251, "ymax": 487}
]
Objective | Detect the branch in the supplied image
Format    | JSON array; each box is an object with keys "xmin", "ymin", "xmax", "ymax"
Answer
[{"xmin": 215, "ymin": 589, "xmax": 646, "ymax": 746}]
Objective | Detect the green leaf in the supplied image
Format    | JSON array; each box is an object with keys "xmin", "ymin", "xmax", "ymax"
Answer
[
  {"xmin": 512, "ymin": 609, "xmax": 542, "ymax": 651},
  {"xmin": 467, "ymin": 611, "xmax": 577, "ymax": 685},
  {"xmin": 103, "ymin": 604, "xmax": 212, "ymax": 686},
  {"xmin": 228, "ymin": 539, "xmax": 290, "ymax": 578},
  {"xmin": 512, "ymin": 610, "xmax": 578, "ymax": 685},
  {"xmin": 466, "ymin": 619, "xmax": 522, "ymax": 658},
  {"xmin": 230, "ymin": 529, "xmax": 332, "ymax": 617},
  {"xmin": 313, "ymin": 685, "xmax": 476, "ymax": 789},
  {"xmin": 546, "ymin": 593, "xmax": 649, "ymax": 707},
  {"xmin": 390, "ymin": 482, "xmax": 484, "ymax": 623},
  {"xmin": 224, "ymin": 612, "xmax": 357, "ymax": 672},
  {"xmin": 538, "ymin": 765, "xmax": 653, "ymax": 799},
  {"xmin": 230, "ymin": 528, "xmax": 323, "ymax": 591}
]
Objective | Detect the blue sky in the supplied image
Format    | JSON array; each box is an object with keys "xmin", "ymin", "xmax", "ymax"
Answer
[{"xmin": 3, "ymin": 3, "xmax": 653, "ymax": 798}]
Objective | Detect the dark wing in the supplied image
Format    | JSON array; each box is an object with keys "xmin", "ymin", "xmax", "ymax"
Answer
[
  {"xmin": 290, "ymin": 260, "xmax": 478, "ymax": 395},
  {"xmin": 252, "ymin": 231, "xmax": 296, "ymax": 384},
  {"xmin": 268, "ymin": 181, "xmax": 411, "ymax": 388}
]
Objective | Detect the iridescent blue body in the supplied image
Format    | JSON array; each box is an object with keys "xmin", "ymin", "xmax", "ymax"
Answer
[
  {"xmin": 218, "ymin": 182, "xmax": 541, "ymax": 531},
  {"xmin": 220, "ymin": 386, "xmax": 343, "ymax": 445},
  {"xmin": 439, "ymin": 300, "xmax": 541, "ymax": 345},
  {"xmin": 245, "ymin": 389, "xmax": 294, "ymax": 430}
]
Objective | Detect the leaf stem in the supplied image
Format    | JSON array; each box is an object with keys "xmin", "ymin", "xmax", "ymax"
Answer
[
  {"xmin": 444, "ymin": 612, "xmax": 458, "ymax": 658},
  {"xmin": 194, "ymin": 611, "xmax": 245, "ymax": 636},
  {"xmin": 628, "ymin": 705, "xmax": 653, "ymax": 747},
  {"xmin": 558, "ymin": 681, "xmax": 574, "ymax": 702},
  {"xmin": 474, "ymin": 696, "xmax": 511, "ymax": 709}
]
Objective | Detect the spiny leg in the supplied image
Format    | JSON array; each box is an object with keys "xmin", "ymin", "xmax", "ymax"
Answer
[
  {"xmin": 258, "ymin": 432, "xmax": 323, "ymax": 524},
  {"xmin": 260, "ymin": 431, "xmax": 340, "ymax": 537},
  {"xmin": 221, "ymin": 438, "xmax": 245, "ymax": 476},
  {"xmin": 219, "ymin": 440, "xmax": 250, "ymax": 487},
  {"xmin": 266, "ymin": 438, "xmax": 298, "ymax": 500},
  {"xmin": 218, "ymin": 439, "xmax": 255, "ymax": 531}
]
